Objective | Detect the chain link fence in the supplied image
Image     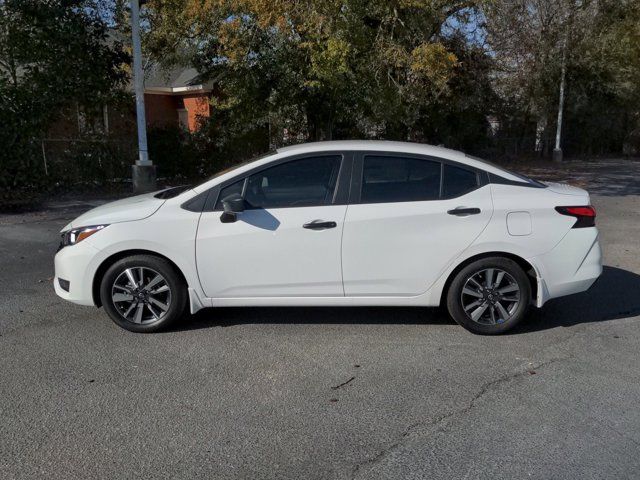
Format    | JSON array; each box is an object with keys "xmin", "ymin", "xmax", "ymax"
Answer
[
  {"xmin": 34, "ymin": 128, "xmax": 640, "ymax": 193},
  {"xmin": 39, "ymin": 137, "xmax": 137, "ymax": 185}
]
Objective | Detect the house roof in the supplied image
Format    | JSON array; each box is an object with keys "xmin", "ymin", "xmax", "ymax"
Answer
[
  {"xmin": 106, "ymin": 27, "xmax": 213, "ymax": 95},
  {"xmin": 144, "ymin": 64, "xmax": 214, "ymax": 95}
]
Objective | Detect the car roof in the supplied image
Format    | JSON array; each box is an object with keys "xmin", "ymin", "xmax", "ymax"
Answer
[
  {"xmin": 277, "ymin": 140, "xmax": 465, "ymax": 160},
  {"xmin": 193, "ymin": 140, "xmax": 523, "ymax": 193}
]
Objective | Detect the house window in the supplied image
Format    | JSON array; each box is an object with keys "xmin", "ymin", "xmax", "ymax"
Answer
[
  {"xmin": 77, "ymin": 103, "xmax": 109, "ymax": 135},
  {"xmin": 177, "ymin": 109, "xmax": 189, "ymax": 130}
]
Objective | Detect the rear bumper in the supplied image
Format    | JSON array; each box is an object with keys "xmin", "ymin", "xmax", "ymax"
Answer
[{"xmin": 529, "ymin": 227, "xmax": 602, "ymax": 306}]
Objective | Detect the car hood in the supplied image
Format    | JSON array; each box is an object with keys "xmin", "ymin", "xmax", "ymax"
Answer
[{"xmin": 61, "ymin": 192, "xmax": 166, "ymax": 232}]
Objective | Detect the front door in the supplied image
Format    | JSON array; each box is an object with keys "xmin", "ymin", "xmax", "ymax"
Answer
[
  {"xmin": 341, "ymin": 153, "xmax": 493, "ymax": 296},
  {"xmin": 196, "ymin": 154, "xmax": 348, "ymax": 298}
]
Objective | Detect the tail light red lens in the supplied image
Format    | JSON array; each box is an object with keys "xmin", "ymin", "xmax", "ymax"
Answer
[{"xmin": 555, "ymin": 206, "xmax": 596, "ymax": 228}]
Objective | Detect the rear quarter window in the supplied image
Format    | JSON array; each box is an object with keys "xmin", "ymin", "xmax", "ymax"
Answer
[{"xmin": 442, "ymin": 164, "xmax": 479, "ymax": 198}]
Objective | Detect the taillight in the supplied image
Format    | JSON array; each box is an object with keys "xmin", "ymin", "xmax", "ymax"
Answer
[{"xmin": 555, "ymin": 206, "xmax": 596, "ymax": 228}]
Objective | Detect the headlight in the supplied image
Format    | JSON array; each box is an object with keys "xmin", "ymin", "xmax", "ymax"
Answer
[{"xmin": 60, "ymin": 225, "xmax": 108, "ymax": 249}]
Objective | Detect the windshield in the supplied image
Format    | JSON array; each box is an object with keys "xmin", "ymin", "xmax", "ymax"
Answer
[
  {"xmin": 153, "ymin": 185, "xmax": 193, "ymax": 199},
  {"xmin": 195, "ymin": 150, "xmax": 277, "ymax": 188}
]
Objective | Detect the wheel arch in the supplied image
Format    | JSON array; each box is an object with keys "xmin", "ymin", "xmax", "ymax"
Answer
[
  {"xmin": 92, "ymin": 249, "xmax": 188, "ymax": 307},
  {"xmin": 439, "ymin": 252, "xmax": 539, "ymax": 307}
]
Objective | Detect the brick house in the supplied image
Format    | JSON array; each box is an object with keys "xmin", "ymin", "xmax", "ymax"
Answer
[
  {"xmin": 48, "ymin": 65, "xmax": 214, "ymax": 139},
  {"xmin": 40, "ymin": 64, "xmax": 215, "ymax": 178},
  {"xmin": 143, "ymin": 66, "xmax": 213, "ymax": 132}
]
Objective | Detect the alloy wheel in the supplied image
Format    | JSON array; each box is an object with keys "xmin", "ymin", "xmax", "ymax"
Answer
[
  {"xmin": 460, "ymin": 268, "xmax": 521, "ymax": 325},
  {"xmin": 111, "ymin": 267, "xmax": 172, "ymax": 325}
]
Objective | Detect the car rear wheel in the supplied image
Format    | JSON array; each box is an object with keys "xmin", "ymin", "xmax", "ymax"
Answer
[
  {"xmin": 446, "ymin": 257, "xmax": 531, "ymax": 335},
  {"xmin": 100, "ymin": 255, "xmax": 187, "ymax": 333}
]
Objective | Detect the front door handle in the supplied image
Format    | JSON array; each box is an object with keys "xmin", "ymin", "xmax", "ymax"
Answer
[
  {"xmin": 303, "ymin": 220, "xmax": 337, "ymax": 230},
  {"xmin": 447, "ymin": 207, "xmax": 481, "ymax": 216}
]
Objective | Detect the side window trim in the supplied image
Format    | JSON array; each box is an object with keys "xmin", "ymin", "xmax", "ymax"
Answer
[
  {"xmin": 202, "ymin": 185, "xmax": 221, "ymax": 212},
  {"xmin": 333, "ymin": 152, "xmax": 355, "ymax": 205},
  {"xmin": 188, "ymin": 151, "xmax": 489, "ymax": 212},
  {"xmin": 351, "ymin": 151, "xmax": 485, "ymax": 205},
  {"xmin": 240, "ymin": 177, "xmax": 249, "ymax": 198},
  {"xmin": 349, "ymin": 153, "xmax": 363, "ymax": 204},
  {"xmin": 205, "ymin": 151, "xmax": 352, "ymax": 212}
]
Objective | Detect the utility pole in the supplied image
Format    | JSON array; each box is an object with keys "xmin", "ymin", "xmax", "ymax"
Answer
[
  {"xmin": 553, "ymin": 22, "xmax": 569, "ymax": 162},
  {"xmin": 130, "ymin": 0, "xmax": 156, "ymax": 192}
]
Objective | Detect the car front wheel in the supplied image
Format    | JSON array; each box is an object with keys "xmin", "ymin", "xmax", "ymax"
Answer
[
  {"xmin": 100, "ymin": 254, "xmax": 187, "ymax": 333},
  {"xmin": 446, "ymin": 257, "xmax": 531, "ymax": 335}
]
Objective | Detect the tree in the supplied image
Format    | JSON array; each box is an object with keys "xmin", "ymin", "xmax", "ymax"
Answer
[
  {"xmin": 483, "ymin": 0, "xmax": 640, "ymax": 157},
  {"xmin": 143, "ymin": 0, "xmax": 483, "ymax": 145},
  {"xmin": 562, "ymin": 0, "xmax": 640, "ymax": 155},
  {"xmin": 0, "ymin": 0, "xmax": 128, "ymax": 201}
]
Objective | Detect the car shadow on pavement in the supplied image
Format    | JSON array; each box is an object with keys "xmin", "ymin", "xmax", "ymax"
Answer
[
  {"xmin": 174, "ymin": 266, "xmax": 640, "ymax": 334},
  {"xmin": 178, "ymin": 304, "xmax": 453, "ymax": 333},
  {"xmin": 513, "ymin": 265, "xmax": 640, "ymax": 333},
  {"xmin": 182, "ymin": 305, "xmax": 453, "ymax": 331}
]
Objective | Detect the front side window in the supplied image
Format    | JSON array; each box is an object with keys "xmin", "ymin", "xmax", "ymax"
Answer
[
  {"xmin": 215, "ymin": 178, "xmax": 245, "ymax": 209},
  {"xmin": 216, "ymin": 155, "xmax": 342, "ymax": 210},
  {"xmin": 361, "ymin": 155, "xmax": 441, "ymax": 204}
]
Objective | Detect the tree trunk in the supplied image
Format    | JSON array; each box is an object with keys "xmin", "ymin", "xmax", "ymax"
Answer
[{"xmin": 553, "ymin": 20, "xmax": 569, "ymax": 162}]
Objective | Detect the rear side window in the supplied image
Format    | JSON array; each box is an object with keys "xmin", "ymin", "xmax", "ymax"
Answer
[
  {"xmin": 442, "ymin": 164, "xmax": 479, "ymax": 198},
  {"xmin": 361, "ymin": 156, "xmax": 441, "ymax": 203},
  {"xmin": 216, "ymin": 155, "xmax": 341, "ymax": 210}
]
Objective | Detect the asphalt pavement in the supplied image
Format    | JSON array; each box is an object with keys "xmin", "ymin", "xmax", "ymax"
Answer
[{"xmin": 1, "ymin": 159, "xmax": 640, "ymax": 479}]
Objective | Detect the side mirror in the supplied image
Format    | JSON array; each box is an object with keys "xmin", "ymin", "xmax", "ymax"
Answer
[{"xmin": 220, "ymin": 193, "xmax": 245, "ymax": 223}]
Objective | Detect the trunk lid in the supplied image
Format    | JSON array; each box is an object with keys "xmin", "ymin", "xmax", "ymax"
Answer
[{"xmin": 544, "ymin": 182, "xmax": 589, "ymax": 197}]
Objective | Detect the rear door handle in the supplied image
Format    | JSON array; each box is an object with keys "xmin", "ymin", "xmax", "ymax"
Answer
[
  {"xmin": 303, "ymin": 220, "xmax": 337, "ymax": 230},
  {"xmin": 447, "ymin": 207, "xmax": 481, "ymax": 216}
]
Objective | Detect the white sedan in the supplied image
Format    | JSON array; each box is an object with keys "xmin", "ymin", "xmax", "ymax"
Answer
[{"xmin": 54, "ymin": 141, "xmax": 602, "ymax": 334}]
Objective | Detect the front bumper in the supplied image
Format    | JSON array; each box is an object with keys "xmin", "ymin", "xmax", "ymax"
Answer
[{"xmin": 54, "ymin": 240, "xmax": 101, "ymax": 306}]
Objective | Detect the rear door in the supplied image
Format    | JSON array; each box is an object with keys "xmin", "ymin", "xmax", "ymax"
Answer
[
  {"xmin": 196, "ymin": 153, "xmax": 351, "ymax": 298},
  {"xmin": 341, "ymin": 152, "xmax": 493, "ymax": 296}
]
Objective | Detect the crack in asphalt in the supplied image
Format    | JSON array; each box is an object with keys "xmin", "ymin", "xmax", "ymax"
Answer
[
  {"xmin": 348, "ymin": 323, "xmax": 638, "ymax": 479},
  {"xmin": 332, "ymin": 376, "xmax": 355, "ymax": 390},
  {"xmin": 349, "ymin": 357, "xmax": 567, "ymax": 480}
]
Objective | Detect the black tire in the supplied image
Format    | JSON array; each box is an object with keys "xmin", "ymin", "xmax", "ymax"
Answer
[
  {"xmin": 100, "ymin": 254, "xmax": 188, "ymax": 333},
  {"xmin": 446, "ymin": 257, "xmax": 531, "ymax": 335}
]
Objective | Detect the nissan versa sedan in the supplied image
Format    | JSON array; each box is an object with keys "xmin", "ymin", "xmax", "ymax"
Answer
[{"xmin": 54, "ymin": 141, "xmax": 602, "ymax": 334}]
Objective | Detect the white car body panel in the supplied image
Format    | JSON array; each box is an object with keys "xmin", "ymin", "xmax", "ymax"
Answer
[
  {"xmin": 196, "ymin": 205, "xmax": 347, "ymax": 297},
  {"xmin": 55, "ymin": 199, "xmax": 209, "ymax": 308},
  {"xmin": 342, "ymin": 186, "xmax": 493, "ymax": 296},
  {"xmin": 53, "ymin": 140, "xmax": 602, "ymax": 318},
  {"xmin": 62, "ymin": 192, "xmax": 165, "ymax": 230}
]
